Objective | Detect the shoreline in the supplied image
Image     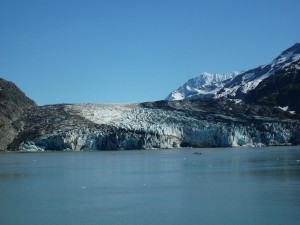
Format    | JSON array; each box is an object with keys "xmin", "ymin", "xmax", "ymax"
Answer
[{"xmin": 1, "ymin": 145, "xmax": 300, "ymax": 153}]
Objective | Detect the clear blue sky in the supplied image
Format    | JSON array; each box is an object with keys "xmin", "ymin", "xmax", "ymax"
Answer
[{"xmin": 0, "ymin": 0, "xmax": 299, "ymax": 105}]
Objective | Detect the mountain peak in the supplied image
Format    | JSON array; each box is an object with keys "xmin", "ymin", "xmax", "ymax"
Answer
[
  {"xmin": 280, "ymin": 43, "xmax": 300, "ymax": 55},
  {"xmin": 272, "ymin": 43, "xmax": 300, "ymax": 66}
]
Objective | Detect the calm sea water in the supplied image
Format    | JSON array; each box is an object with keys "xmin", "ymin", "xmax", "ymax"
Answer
[{"xmin": 1, "ymin": 147, "xmax": 300, "ymax": 225}]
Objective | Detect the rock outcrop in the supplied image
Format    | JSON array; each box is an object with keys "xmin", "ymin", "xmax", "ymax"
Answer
[{"xmin": 0, "ymin": 78, "xmax": 36, "ymax": 150}]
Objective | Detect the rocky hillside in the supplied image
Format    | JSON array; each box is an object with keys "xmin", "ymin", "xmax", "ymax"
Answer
[
  {"xmin": 245, "ymin": 59, "xmax": 300, "ymax": 113},
  {"xmin": 0, "ymin": 78, "xmax": 36, "ymax": 150},
  {"xmin": 9, "ymin": 99, "xmax": 300, "ymax": 151}
]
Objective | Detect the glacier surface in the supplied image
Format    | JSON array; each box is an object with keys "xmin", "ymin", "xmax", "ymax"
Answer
[{"xmin": 11, "ymin": 101, "xmax": 300, "ymax": 151}]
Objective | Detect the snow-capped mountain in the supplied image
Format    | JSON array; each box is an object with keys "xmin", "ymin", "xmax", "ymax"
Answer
[
  {"xmin": 166, "ymin": 71, "xmax": 241, "ymax": 100},
  {"xmin": 167, "ymin": 43, "xmax": 300, "ymax": 101}
]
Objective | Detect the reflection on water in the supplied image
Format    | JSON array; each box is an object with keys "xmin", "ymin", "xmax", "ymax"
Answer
[{"xmin": 0, "ymin": 146, "xmax": 300, "ymax": 225}]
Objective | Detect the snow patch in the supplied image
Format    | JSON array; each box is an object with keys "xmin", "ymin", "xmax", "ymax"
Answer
[
  {"xmin": 277, "ymin": 106, "xmax": 289, "ymax": 111},
  {"xmin": 275, "ymin": 106, "xmax": 296, "ymax": 114}
]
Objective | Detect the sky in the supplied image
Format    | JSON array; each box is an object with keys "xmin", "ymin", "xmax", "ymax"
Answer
[{"xmin": 0, "ymin": 0, "xmax": 299, "ymax": 105}]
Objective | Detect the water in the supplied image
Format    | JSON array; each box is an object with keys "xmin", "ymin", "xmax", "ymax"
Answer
[{"xmin": 1, "ymin": 147, "xmax": 300, "ymax": 225}]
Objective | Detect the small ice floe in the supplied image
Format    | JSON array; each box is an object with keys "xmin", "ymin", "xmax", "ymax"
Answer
[
  {"xmin": 81, "ymin": 186, "xmax": 87, "ymax": 189},
  {"xmin": 193, "ymin": 152, "xmax": 202, "ymax": 155}
]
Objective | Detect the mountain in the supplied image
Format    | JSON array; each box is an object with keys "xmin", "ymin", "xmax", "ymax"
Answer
[
  {"xmin": 2, "ymin": 43, "xmax": 300, "ymax": 151},
  {"xmin": 166, "ymin": 72, "xmax": 240, "ymax": 101},
  {"xmin": 167, "ymin": 43, "xmax": 300, "ymax": 101},
  {"xmin": 0, "ymin": 78, "xmax": 36, "ymax": 150}
]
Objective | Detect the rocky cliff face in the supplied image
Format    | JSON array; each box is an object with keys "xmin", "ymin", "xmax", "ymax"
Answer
[
  {"xmin": 0, "ymin": 78, "xmax": 36, "ymax": 150},
  {"xmin": 245, "ymin": 59, "xmax": 300, "ymax": 113},
  {"xmin": 9, "ymin": 100, "xmax": 300, "ymax": 151}
]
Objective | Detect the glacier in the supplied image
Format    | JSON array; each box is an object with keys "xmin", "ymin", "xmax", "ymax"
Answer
[{"xmin": 10, "ymin": 100, "xmax": 300, "ymax": 151}]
